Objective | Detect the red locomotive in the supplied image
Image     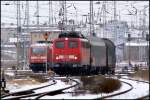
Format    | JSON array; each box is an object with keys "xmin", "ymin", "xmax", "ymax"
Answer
[
  {"xmin": 29, "ymin": 41, "xmax": 52, "ymax": 72},
  {"xmin": 51, "ymin": 32, "xmax": 116, "ymax": 75}
]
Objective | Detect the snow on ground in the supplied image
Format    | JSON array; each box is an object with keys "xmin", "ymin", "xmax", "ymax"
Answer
[
  {"xmin": 107, "ymin": 78, "xmax": 149, "ymax": 99},
  {"xmin": 33, "ymin": 77, "xmax": 149, "ymax": 99},
  {"xmin": 6, "ymin": 83, "xmax": 22, "ymax": 92},
  {"xmin": 8, "ymin": 80, "xmax": 53, "ymax": 93},
  {"xmin": 39, "ymin": 81, "xmax": 130, "ymax": 99},
  {"xmin": 4, "ymin": 76, "xmax": 149, "ymax": 99},
  {"xmin": 5, "ymin": 71, "xmax": 15, "ymax": 76},
  {"xmin": 33, "ymin": 80, "xmax": 73, "ymax": 93},
  {"xmin": 23, "ymin": 79, "xmax": 77, "ymax": 99}
]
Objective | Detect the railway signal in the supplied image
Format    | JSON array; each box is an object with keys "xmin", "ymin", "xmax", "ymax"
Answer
[
  {"xmin": 128, "ymin": 34, "xmax": 131, "ymax": 67},
  {"xmin": 1, "ymin": 70, "xmax": 6, "ymax": 92},
  {"xmin": 43, "ymin": 32, "xmax": 49, "ymax": 41},
  {"xmin": 146, "ymin": 34, "xmax": 149, "ymax": 67},
  {"xmin": 43, "ymin": 32, "xmax": 48, "ymax": 74}
]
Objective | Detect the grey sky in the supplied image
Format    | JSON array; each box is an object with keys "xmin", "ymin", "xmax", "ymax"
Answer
[{"xmin": 1, "ymin": 1, "xmax": 149, "ymax": 26}]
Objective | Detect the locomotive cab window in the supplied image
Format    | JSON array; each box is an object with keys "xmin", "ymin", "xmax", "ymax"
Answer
[
  {"xmin": 69, "ymin": 41, "xmax": 78, "ymax": 48},
  {"xmin": 55, "ymin": 41, "xmax": 65, "ymax": 48},
  {"xmin": 32, "ymin": 48, "xmax": 46, "ymax": 54}
]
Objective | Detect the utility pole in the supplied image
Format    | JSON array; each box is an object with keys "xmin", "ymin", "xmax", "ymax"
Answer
[
  {"xmin": 59, "ymin": 1, "xmax": 67, "ymax": 30},
  {"xmin": 26, "ymin": 1, "xmax": 29, "ymax": 31},
  {"xmin": 63, "ymin": 1, "xmax": 67, "ymax": 30},
  {"xmin": 114, "ymin": 1, "xmax": 117, "ymax": 21},
  {"xmin": 102, "ymin": 1, "xmax": 106, "ymax": 38},
  {"xmin": 113, "ymin": 1, "xmax": 118, "ymax": 62},
  {"xmin": 36, "ymin": 1, "xmax": 39, "ymax": 28},
  {"xmin": 128, "ymin": 34, "xmax": 131, "ymax": 67},
  {"xmin": 27, "ymin": 1, "xmax": 30, "ymax": 69},
  {"xmin": 23, "ymin": 1, "xmax": 29, "ymax": 70},
  {"xmin": 24, "ymin": 1, "xmax": 29, "ymax": 30},
  {"xmin": 142, "ymin": 5, "xmax": 146, "ymax": 38},
  {"xmin": 139, "ymin": 11, "xmax": 142, "ymax": 61},
  {"xmin": 143, "ymin": 6, "xmax": 148, "ymax": 66},
  {"xmin": 49, "ymin": 1, "xmax": 53, "ymax": 27},
  {"xmin": 27, "ymin": 1, "xmax": 29, "ymax": 69},
  {"xmin": 113, "ymin": 1, "xmax": 117, "ymax": 44},
  {"xmin": 136, "ymin": 9, "xmax": 138, "ymax": 28},
  {"xmin": 142, "ymin": 8, "xmax": 145, "ymax": 62},
  {"xmin": 16, "ymin": 1, "xmax": 21, "ymax": 70},
  {"xmin": 119, "ymin": 10, "xmax": 121, "ymax": 21},
  {"xmin": 146, "ymin": 34, "xmax": 149, "ymax": 67},
  {"xmin": 90, "ymin": 0, "xmax": 94, "ymax": 36},
  {"xmin": 73, "ymin": 3, "xmax": 78, "ymax": 26}
]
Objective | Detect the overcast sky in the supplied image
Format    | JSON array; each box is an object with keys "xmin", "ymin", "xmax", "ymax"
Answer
[{"xmin": 1, "ymin": 1, "xmax": 149, "ymax": 26}]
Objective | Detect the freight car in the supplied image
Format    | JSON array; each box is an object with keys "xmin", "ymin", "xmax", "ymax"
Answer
[
  {"xmin": 29, "ymin": 41, "xmax": 52, "ymax": 72},
  {"xmin": 51, "ymin": 32, "xmax": 116, "ymax": 75}
]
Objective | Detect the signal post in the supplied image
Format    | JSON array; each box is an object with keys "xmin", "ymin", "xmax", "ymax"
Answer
[{"xmin": 43, "ymin": 33, "xmax": 48, "ymax": 74}]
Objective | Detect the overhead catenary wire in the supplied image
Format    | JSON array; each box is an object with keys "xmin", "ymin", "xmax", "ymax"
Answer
[{"xmin": 1, "ymin": 1, "xmax": 149, "ymax": 28}]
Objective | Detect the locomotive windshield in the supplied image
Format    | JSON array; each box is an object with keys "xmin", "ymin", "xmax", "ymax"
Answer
[
  {"xmin": 69, "ymin": 41, "xmax": 78, "ymax": 48},
  {"xmin": 55, "ymin": 41, "xmax": 65, "ymax": 48},
  {"xmin": 32, "ymin": 47, "xmax": 46, "ymax": 54}
]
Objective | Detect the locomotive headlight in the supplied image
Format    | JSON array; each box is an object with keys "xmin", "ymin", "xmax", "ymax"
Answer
[
  {"xmin": 74, "ymin": 56, "xmax": 77, "ymax": 60},
  {"xmin": 56, "ymin": 55, "xmax": 64, "ymax": 60},
  {"xmin": 65, "ymin": 38, "xmax": 68, "ymax": 40},
  {"xmin": 56, "ymin": 56, "xmax": 59, "ymax": 60}
]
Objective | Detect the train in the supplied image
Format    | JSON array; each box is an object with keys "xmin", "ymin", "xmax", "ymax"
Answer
[
  {"xmin": 29, "ymin": 31, "xmax": 116, "ymax": 75},
  {"xmin": 51, "ymin": 31, "xmax": 116, "ymax": 75},
  {"xmin": 29, "ymin": 41, "xmax": 52, "ymax": 73}
]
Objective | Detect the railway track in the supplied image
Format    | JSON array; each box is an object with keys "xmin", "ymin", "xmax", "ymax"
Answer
[
  {"xmin": 91, "ymin": 73, "xmax": 149, "ymax": 99},
  {"xmin": 2, "ymin": 73, "xmax": 149, "ymax": 99},
  {"xmin": 93, "ymin": 80, "xmax": 133, "ymax": 99},
  {"xmin": 121, "ymin": 77, "xmax": 149, "ymax": 99},
  {"xmin": 107, "ymin": 75, "xmax": 149, "ymax": 99},
  {"xmin": 2, "ymin": 77, "xmax": 79, "ymax": 100},
  {"xmin": 2, "ymin": 79, "xmax": 56, "ymax": 99},
  {"xmin": 34, "ymin": 77, "xmax": 80, "ymax": 99}
]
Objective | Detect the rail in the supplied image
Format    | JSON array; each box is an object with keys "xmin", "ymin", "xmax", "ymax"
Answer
[
  {"xmin": 2, "ymin": 77, "xmax": 80, "ymax": 100},
  {"xmin": 2, "ymin": 79, "xmax": 56, "ymax": 99}
]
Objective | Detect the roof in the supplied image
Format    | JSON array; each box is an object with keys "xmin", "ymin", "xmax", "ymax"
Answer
[
  {"xmin": 125, "ymin": 42, "xmax": 149, "ymax": 46},
  {"xmin": 30, "ymin": 43, "xmax": 51, "ymax": 47}
]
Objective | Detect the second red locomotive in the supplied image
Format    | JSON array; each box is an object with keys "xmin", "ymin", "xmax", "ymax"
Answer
[{"xmin": 29, "ymin": 41, "xmax": 52, "ymax": 72}]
